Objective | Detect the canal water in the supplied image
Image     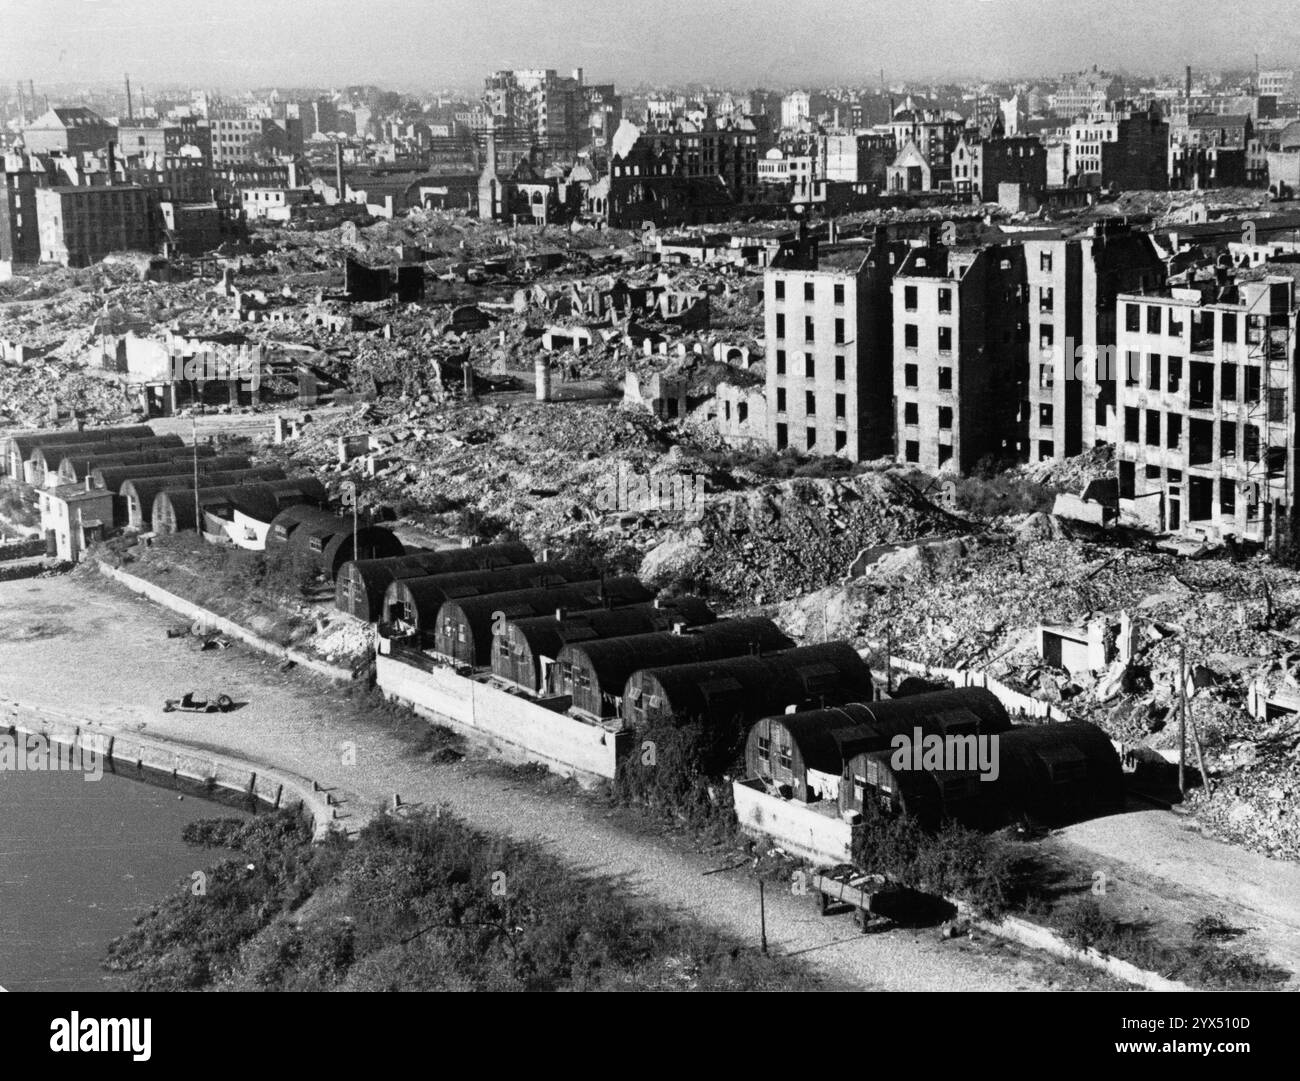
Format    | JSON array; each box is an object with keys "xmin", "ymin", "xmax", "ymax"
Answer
[{"xmin": 0, "ymin": 765, "xmax": 252, "ymax": 991}]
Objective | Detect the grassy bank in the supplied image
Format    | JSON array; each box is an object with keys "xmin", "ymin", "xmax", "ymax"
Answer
[{"xmin": 104, "ymin": 809, "xmax": 822, "ymax": 991}]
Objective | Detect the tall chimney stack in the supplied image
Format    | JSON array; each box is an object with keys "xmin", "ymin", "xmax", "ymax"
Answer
[
  {"xmin": 1185, "ymin": 65, "xmax": 1192, "ymax": 101},
  {"xmin": 334, "ymin": 140, "xmax": 344, "ymax": 199},
  {"xmin": 125, "ymin": 73, "xmax": 133, "ymax": 121}
]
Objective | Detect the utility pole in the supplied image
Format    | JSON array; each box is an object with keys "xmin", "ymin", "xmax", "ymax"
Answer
[
  {"xmin": 758, "ymin": 880, "xmax": 768, "ymax": 955},
  {"xmin": 886, "ymin": 624, "xmax": 894, "ymax": 695},
  {"xmin": 191, "ymin": 417, "xmax": 200, "ymax": 536},
  {"xmin": 1178, "ymin": 642, "xmax": 1188, "ymax": 797},
  {"xmin": 341, "ymin": 479, "xmax": 359, "ymax": 613}
]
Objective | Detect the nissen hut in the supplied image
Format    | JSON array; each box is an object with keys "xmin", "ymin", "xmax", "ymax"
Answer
[
  {"xmin": 265, "ymin": 506, "xmax": 405, "ymax": 580},
  {"xmin": 335, "ymin": 541, "xmax": 537, "ymax": 620},
  {"xmin": 991, "ymin": 721, "xmax": 1125, "ymax": 826},
  {"xmin": 625, "ymin": 642, "xmax": 877, "ymax": 737},
  {"xmin": 492, "ymin": 596, "xmax": 716, "ymax": 694},
  {"xmin": 379, "ymin": 560, "xmax": 595, "ymax": 637},
  {"xmin": 432, "ymin": 577, "xmax": 654, "ymax": 668},
  {"xmin": 554, "ymin": 617, "xmax": 795, "ymax": 719},
  {"xmin": 743, "ymin": 688, "xmax": 1011, "ymax": 813}
]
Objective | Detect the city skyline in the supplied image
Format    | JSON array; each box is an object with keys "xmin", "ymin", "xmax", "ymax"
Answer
[{"xmin": 2, "ymin": 0, "xmax": 1299, "ymax": 91}]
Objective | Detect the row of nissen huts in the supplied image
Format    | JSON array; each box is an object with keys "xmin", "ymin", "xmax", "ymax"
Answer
[
  {"xmin": 357, "ymin": 542, "xmax": 1124, "ymax": 830},
  {"xmin": 353, "ymin": 543, "xmax": 883, "ymax": 739},
  {"xmin": 5, "ymin": 425, "xmax": 404, "ymax": 572},
  {"xmin": 746, "ymin": 687, "xmax": 1125, "ymax": 829}
]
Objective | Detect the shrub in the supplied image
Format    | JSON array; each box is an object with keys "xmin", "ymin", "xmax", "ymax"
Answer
[
  {"xmin": 851, "ymin": 798, "xmax": 1016, "ymax": 917},
  {"xmin": 107, "ymin": 808, "xmax": 818, "ymax": 991},
  {"xmin": 614, "ymin": 719, "xmax": 741, "ymax": 832}
]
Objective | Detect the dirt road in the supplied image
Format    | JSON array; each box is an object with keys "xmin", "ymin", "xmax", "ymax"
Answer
[{"xmin": 0, "ymin": 571, "xmax": 1093, "ymax": 991}]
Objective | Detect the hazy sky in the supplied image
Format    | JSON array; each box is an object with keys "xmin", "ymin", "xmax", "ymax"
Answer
[{"xmin": 1, "ymin": 0, "xmax": 1297, "ymax": 91}]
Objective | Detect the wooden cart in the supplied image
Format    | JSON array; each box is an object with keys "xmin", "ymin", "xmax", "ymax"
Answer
[{"xmin": 810, "ymin": 868, "xmax": 898, "ymax": 931}]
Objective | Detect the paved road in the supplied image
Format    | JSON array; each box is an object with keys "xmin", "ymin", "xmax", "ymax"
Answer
[
  {"xmin": 0, "ymin": 572, "xmax": 1089, "ymax": 991},
  {"xmin": 1059, "ymin": 811, "xmax": 1300, "ymax": 984}
]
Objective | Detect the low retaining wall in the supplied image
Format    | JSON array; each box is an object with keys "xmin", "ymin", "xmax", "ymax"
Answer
[
  {"xmin": 1, "ymin": 700, "xmax": 341, "ymax": 841},
  {"xmin": 731, "ymin": 776, "xmax": 1194, "ymax": 990},
  {"xmin": 732, "ymin": 779, "xmax": 854, "ymax": 864},
  {"xmin": 97, "ymin": 561, "xmax": 356, "ymax": 683},
  {"xmin": 376, "ymin": 653, "xmax": 629, "ymax": 786},
  {"xmin": 961, "ymin": 909, "xmax": 1193, "ymax": 992}
]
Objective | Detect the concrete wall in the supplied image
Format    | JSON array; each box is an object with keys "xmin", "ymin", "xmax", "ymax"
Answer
[
  {"xmin": 732, "ymin": 778, "xmax": 853, "ymax": 864},
  {"xmin": 2, "ymin": 702, "xmax": 340, "ymax": 841},
  {"xmin": 376, "ymin": 653, "xmax": 627, "ymax": 785},
  {"xmin": 97, "ymin": 561, "xmax": 356, "ymax": 683},
  {"xmin": 886, "ymin": 654, "xmax": 1069, "ymax": 723}
]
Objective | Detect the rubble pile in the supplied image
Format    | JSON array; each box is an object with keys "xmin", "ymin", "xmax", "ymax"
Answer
[
  {"xmin": 774, "ymin": 529, "xmax": 1300, "ymax": 860},
  {"xmin": 643, "ymin": 473, "xmax": 957, "ymax": 604},
  {"xmin": 1017, "ymin": 445, "xmax": 1116, "ymax": 492}
]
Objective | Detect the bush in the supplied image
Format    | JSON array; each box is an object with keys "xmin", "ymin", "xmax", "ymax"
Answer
[
  {"xmin": 851, "ymin": 798, "xmax": 1016, "ymax": 917},
  {"xmin": 106, "ymin": 808, "xmax": 817, "ymax": 991},
  {"xmin": 1051, "ymin": 897, "xmax": 1288, "ymax": 989},
  {"xmin": 614, "ymin": 719, "xmax": 741, "ymax": 832}
]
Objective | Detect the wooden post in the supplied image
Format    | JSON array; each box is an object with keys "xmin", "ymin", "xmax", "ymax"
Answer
[
  {"xmin": 1178, "ymin": 643, "xmax": 1187, "ymax": 797},
  {"xmin": 1187, "ymin": 689, "xmax": 1213, "ymax": 796},
  {"xmin": 886, "ymin": 625, "xmax": 894, "ymax": 695},
  {"xmin": 759, "ymin": 880, "xmax": 768, "ymax": 956}
]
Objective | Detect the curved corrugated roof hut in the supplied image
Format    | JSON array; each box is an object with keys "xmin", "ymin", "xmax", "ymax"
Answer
[
  {"xmin": 29, "ymin": 435, "xmax": 183, "ymax": 484},
  {"xmin": 58, "ymin": 441, "xmax": 204, "ymax": 483},
  {"xmin": 851, "ymin": 750, "xmax": 992, "ymax": 829},
  {"xmin": 493, "ymin": 596, "xmax": 716, "ymax": 693},
  {"xmin": 625, "ymin": 642, "xmax": 877, "ymax": 736},
  {"xmin": 92, "ymin": 455, "xmax": 252, "ymax": 492},
  {"xmin": 745, "ymin": 709, "xmax": 866, "ymax": 804},
  {"xmin": 120, "ymin": 466, "xmax": 287, "ymax": 529},
  {"xmin": 555, "ymin": 617, "xmax": 795, "ymax": 719},
  {"xmin": 265, "ymin": 507, "xmax": 405, "ymax": 580},
  {"xmin": 3, "ymin": 425, "xmax": 154, "ymax": 479},
  {"xmin": 372, "ymin": 560, "xmax": 593, "ymax": 631},
  {"xmin": 432, "ymin": 577, "xmax": 655, "ymax": 668},
  {"xmin": 335, "ymin": 541, "xmax": 537, "ymax": 620},
  {"xmin": 152, "ymin": 478, "xmax": 329, "ymax": 535},
  {"xmin": 991, "ymin": 721, "xmax": 1125, "ymax": 826}
]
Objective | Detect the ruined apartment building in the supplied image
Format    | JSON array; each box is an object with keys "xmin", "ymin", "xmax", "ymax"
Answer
[
  {"xmin": 35, "ymin": 184, "xmax": 161, "ymax": 267},
  {"xmin": 1022, "ymin": 223, "xmax": 1166, "ymax": 463},
  {"xmin": 764, "ymin": 239, "xmax": 903, "ymax": 460},
  {"xmin": 892, "ymin": 243, "xmax": 1027, "ymax": 473},
  {"xmin": 1114, "ymin": 273, "xmax": 1298, "ymax": 543}
]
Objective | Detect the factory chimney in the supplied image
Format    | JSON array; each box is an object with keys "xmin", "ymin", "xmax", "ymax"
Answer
[
  {"xmin": 334, "ymin": 140, "xmax": 344, "ymax": 200},
  {"xmin": 1185, "ymin": 66, "xmax": 1192, "ymax": 101},
  {"xmin": 125, "ymin": 73, "xmax": 133, "ymax": 121}
]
